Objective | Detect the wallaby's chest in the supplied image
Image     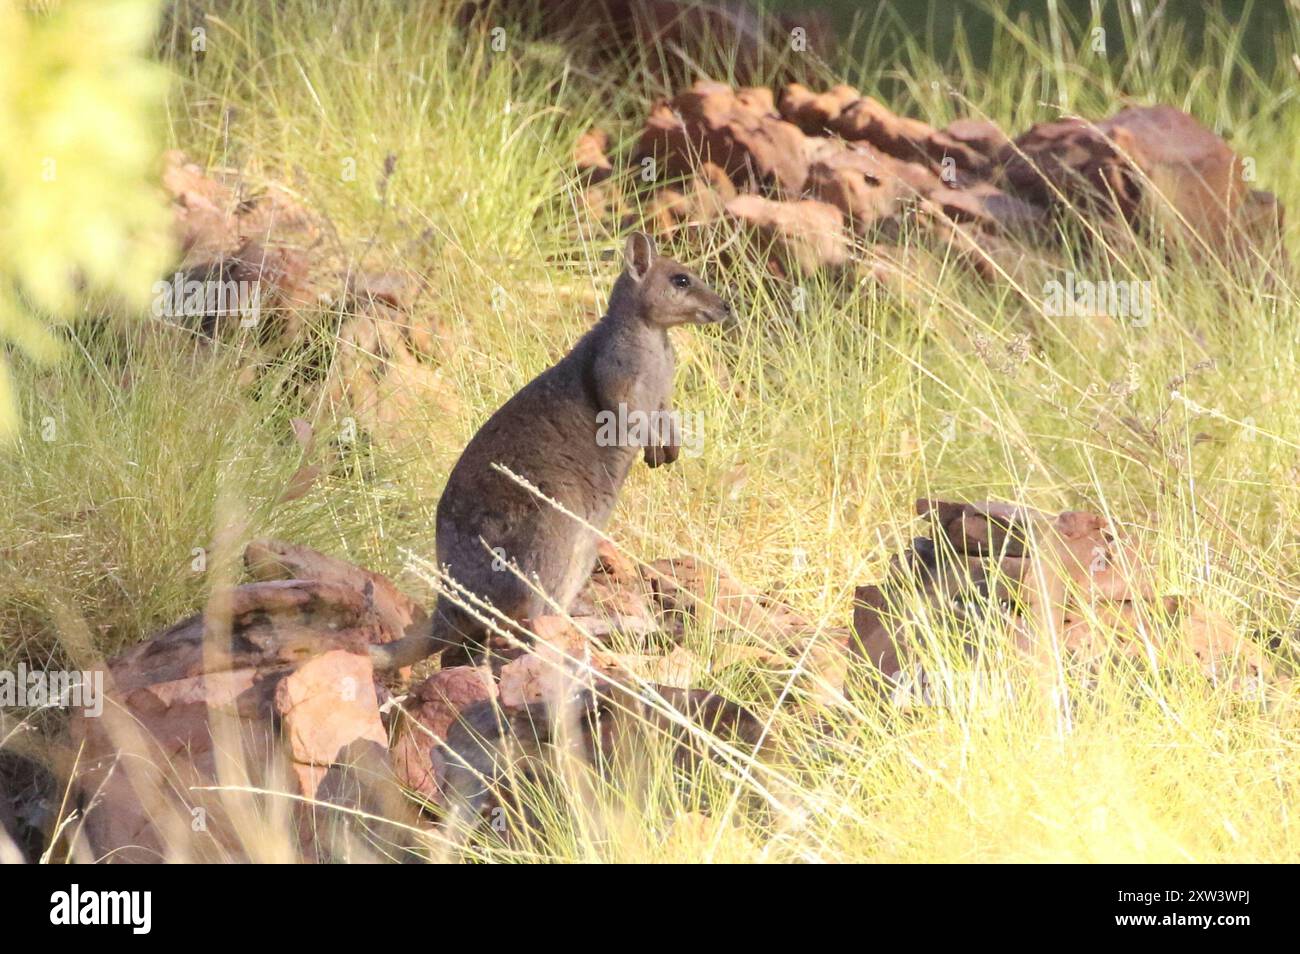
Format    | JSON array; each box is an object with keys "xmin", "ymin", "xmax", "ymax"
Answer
[
  {"xmin": 634, "ymin": 332, "xmax": 676, "ymax": 392},
  {"xmin": 645, "ymin": 333, "xmax": 675, "ymax": 386},
  {"xmin": 630, "ymin": 333, "xmax": 675, "ymax": 410},
  {"xmin": 585, "ymin": 324, "xmax": 675, "ymax": 414}
]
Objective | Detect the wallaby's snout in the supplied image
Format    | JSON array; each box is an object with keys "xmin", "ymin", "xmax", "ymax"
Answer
[
  {"xmin": 624, "ymin": 231, "xmax": 732, "ymax": 327},
  {"xmin": 674, "ymin": 282, "xmax": 730, "ymax": 325},
  {"xmin": 694, "ymin": 286, "xmax": 732, "ymax": 325}
]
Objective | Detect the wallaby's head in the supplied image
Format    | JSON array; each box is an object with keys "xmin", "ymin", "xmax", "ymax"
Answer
[{"xmin": 623, "ymin": 231, "xmax": 731, "ymax": 327}]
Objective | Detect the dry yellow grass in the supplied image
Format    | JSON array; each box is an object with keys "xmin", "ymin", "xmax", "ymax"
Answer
[{"xmin": 2, "ymin": 0, "xmax": 1299, "ymax": 863}]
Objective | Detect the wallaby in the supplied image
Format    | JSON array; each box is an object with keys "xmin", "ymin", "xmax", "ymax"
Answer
[{"xmin": 371, "ymin": 232, "xmax": 730, "ymax": 670}]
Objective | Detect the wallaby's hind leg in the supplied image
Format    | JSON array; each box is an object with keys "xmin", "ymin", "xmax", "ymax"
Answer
[{"xmin": 427, "ymin": 598, "xmax": 489, "ymax": 667}]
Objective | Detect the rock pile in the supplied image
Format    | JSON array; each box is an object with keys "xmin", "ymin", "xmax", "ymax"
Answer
[
  {"xmin": 579, "ymin": 81, "xmax": 1285, "ymax": 284},
  {"xmin": 160, "ymin": 151, "xmax": 457, "ymax": 447},
  {"xmin": 852, "ymin": 499, "xmax": 1276, "ymax": 703},
  {"xmin": 66, "ymin": 538, "xmax": 816, "ymax": 860}
]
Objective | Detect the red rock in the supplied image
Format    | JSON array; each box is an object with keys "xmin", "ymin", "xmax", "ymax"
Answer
[
  {"xmin": 159, "ymin": 151, "xmax": 324, "ymax": 331},
  {"xmin": 409, "ymin": 667, "xmax": 497, "ymax": 737},
  {"xmin": 274, "ymin": 650, "xmax": 387, "ymax": 765},
  {"xmin": 725, "ymin": 195, "xmax": 850, "ymax": 274},
  {"xmin": 243, "ymin": 538, "xmax": 427, "ymax": 646},
  {"xmin": 642, "ymin": 686, "xmax": 773, "ymax": 763},
  {"xmin": 632, "ymin": 162, "xmax": 739, "ymax": 236},
  {"xmin": 641, "ymin": 187, "xmax": 691, "ymax": 233},
  {"xmin": 575, "ymin": 127, "xmax": 614, "ymax": 184},
  {"xmin": 833, "ymin": 95, "xmax": 986, "ymax": 172},
  {"xmin": 635, "ymin": 81, "xmax": 810, "ymax": 194},
  {"xmin": 343, "ymin": 270, "xmax": 414, "ymax": 312},
  {"xmin": 228, "ymin": 238, "xmax": 314, "ymax": 310},
  {"xmin": 69, "ymin": 556, "xmax": 425, "ymax": 862},
  {"xmin": 643, "ymin": 554, "xmax": 816, "ymax": 647},
  {"xmin": 70, "ymin": 700, "xmax": 284, "ymax": 862},
  {"xmin": 943, "ymin": 118, "xmax": 1012, "ymax": 159},
  {"xmin": 113, "ymin": 668, "xmax": 282, "ymax": 758},
  {"xmin": 570, "ymin": 576, "xmax": 656, "ymax": 635},
  {"xmin": 926, "ymin": 217, "xmax": 1057, "ymax": 285},
  {"xmin": 998, "ymin": 114, "xmax": 1147, "ymax": 234},
  {"xmin": 925, "ymin": 181, "xmax": 1047, "ymax": 232},
  {"xmin": 852, "ymin": 499, "xmax": 1277, "ymax": 697},
  {"xmin": 998, "ymin": 105, "xmax": 1284, "ymax": 258},
  {"xmin": 804, "ymin": 142, "xmax": 923, "ymax": 234},
  {"xmin": 594, "ymin": 538, "xmax": 639, "ymax": 581},
  {"xmin": 571, "ymin": 542, "xmax": 656, "ymax": 634},
  {"xmin": 233, "ymin": 182, "xmax": 321, "ymax": 251},
  {"xmin": 1101, "ymin": 106, "xmax": 1240, "ymax": 236},
  {"xmin": 162, "ymin": 150, "xmax": 237, "ymax": 266},
  {"xmin": 1175, "ymin": 600, "xmax": 1272, "ymax": 688},
  {"xmin": 389, "ymin": 666, "xmax": 496, "ymax": 802},
  {"xmin": 605, "ymin": 645, "xmax": 699, "ymax": 688},
  {"xmin": 497, "ymin": 618, "xmax": 593, "ymax": 709},
  {"xmin": 851, "ymin": 583, "xmax": 901, "ymax": 678},
  {"xmin": 779, "ymin": 82, "xmax": 862, "ymax": 133},
  {"xmin": 918, "ymin": 498, "xmax": 1041, "ymax": 558},
  {"xmin": 91, "ymin": 580, "xmax": 393, "ymax": 696},
  {"xmin": 734, "ymin": 86, "xmax": 777, "ymax": 116}
]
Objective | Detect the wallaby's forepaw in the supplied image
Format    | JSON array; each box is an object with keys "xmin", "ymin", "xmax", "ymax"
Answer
[{"xmin": 644, "ymin": 443, "xmax": 679, "ymax": 468}]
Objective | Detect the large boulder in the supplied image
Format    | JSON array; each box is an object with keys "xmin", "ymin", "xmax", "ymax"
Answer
[{"xmin": 997, "ymin": 106, "xmax": 1284, "ymax": 260}]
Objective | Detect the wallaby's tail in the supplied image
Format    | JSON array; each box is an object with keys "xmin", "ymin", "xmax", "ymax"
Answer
[
  {"xmin": 369, "ymin": 629, "xmax": 438, "ymax": 670},
  {"xmin": 369, "ymin": 609, "xmax": 464, "ymax": 670}
]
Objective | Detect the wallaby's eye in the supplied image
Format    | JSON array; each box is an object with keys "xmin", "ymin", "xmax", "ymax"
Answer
[{"xmin": 670, "ymin": 273, "xmax": 690, "ymax": 289}]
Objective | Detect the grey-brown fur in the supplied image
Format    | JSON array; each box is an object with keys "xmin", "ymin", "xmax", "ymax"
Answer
[{"xmin": 372, "ymin": 233, "xmax": 730, "ymax": 669}]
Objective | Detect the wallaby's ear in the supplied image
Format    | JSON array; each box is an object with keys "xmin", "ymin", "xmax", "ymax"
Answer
[{"xmin": 624, "ymin": 231, "xmax": 656, "ymax": 282}]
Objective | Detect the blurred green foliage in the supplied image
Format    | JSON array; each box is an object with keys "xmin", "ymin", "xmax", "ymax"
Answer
[{"xmin": 0, "ymin": 0, "xmax": 172, "ymax": 437}]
